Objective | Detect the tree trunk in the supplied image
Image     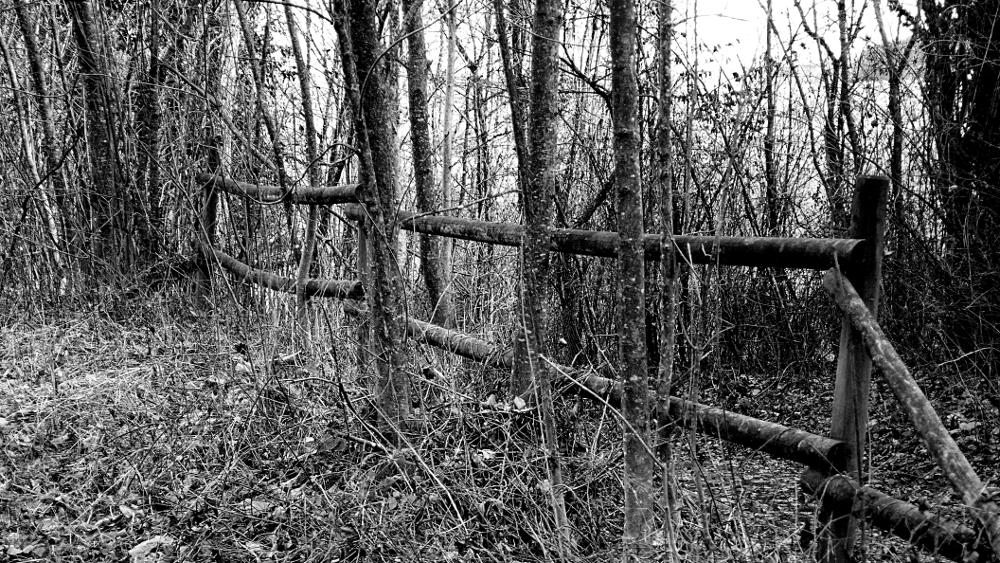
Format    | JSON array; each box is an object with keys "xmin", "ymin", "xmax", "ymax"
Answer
[
  {"xmin": 439, "ymin": 5, "xmax": 458, "ymax": 302},
  {"xmin": 521, "ymin": 0, "xmax": 572, "ymax": 548},
  {"xmin": 404, "ymin": 0, "xmax": 455, "ymax": 327},
  {"xmin": 134, "ymin": 0, "xmax": 165, "ymax": 258},
  {"xmin": 655, "ymin": 0, "xmax": 680, "ymax": 556},
  {"xmin": 611, "ymin": 0, "xmax": 653, "ymax": 550},
  {"xmin": 234, "ymin": 0, "xmax": 290, "ymax": 191},
  {"xmin": 212, "ymin": 1, "xmax": 243, "ymax": 174},
  {"xmin": 14, "ymin": 0, "xmax": 68, "ymax": 253},
  {"xmin": 336, "ymin": 0, "xmax": 413, "ymax": 433},
  {"xmin": 493, "ymin": 0, "xmax": 530, "ymax": 184},
  {"xmin": 284, "ymin": 3, "xmax": 322, "ymax": 338},
  {"xmin": 67, "ymin": 0, "xmax": 121, "ymax": 273},
  {"xmin": 763, "ymin": 0, "xmax": 778, "ymax": 235}
]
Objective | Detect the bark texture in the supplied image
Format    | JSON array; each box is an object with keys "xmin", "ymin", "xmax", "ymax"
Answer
[
  {"xmin": 655, "ymin": 0, "xmax": 680, "ymax": 554},
  {"xmin": 371, "ymin": 209, "xmax": 864, "ymax": 269},
  {"xmin": 337, "ymin": 0, "xmax": 413, "ymax": 432},
  {"xmin": 521, "ymin": 0, "xmax": 571, "ymax": 547},
  {"xmin": 610, "ymin": 0, "xmax": 653, "ymax": 545},
  {"xmin": 67, "ymin": 0, "xmax": 120, "ymax": 270},
  {"xmin": 404, "ymin": 0, "xmax": 455, "ymax": 327}
]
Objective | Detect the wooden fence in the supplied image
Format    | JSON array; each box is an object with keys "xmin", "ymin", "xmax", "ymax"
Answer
[{"xmin": 193, "ymin": 171, "xmax": 999, "ymax": 562}]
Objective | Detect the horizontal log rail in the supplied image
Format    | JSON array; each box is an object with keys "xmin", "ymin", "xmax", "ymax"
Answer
[
  {"xmin": 185, "ymin": 263, "xmax": 992, "ymax": 560},
  {"xmin": 192, "ymin": 171, "xmax": 991, "ymax": 560},
  {"xmin": 411, "ymin": 316, "xmax": 994, "ymax": 559},
  {"xmin": 405, "ymin": 317, "xmax": 512, "ymax": 367},
  {"xmin": 660, "ymin": 396, "xmax": 850, "ymax": 473},
  {"xmin": 196, "ymin": 170, "xmax": 864, "ymax": 270},
  {"xmin": 405, "ymin": 318, "xmax": 848, "ymax": 472},
  {"xmin": 342, "ymin": 207, "xmax": 865, "ymax": 270},
  {"xmin": 825, "ymin": 269, "xmax": 1000, "ymax": 555},
  {"xmin": 192, "ymin": 172, "xmax": 990, "ymax": 560},
  {"xmin": 198, "ymin": 241, "xmax": 364, "ymax": 299},
  {"xmin": 801, "ymin": 470, "xmax": 992, "ymax": 562},
  {"xmin": 197, "ymin": 173, "xmax": 360, "ymax": 205}
]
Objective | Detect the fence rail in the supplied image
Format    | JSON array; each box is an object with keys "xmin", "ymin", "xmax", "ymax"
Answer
[
  {"xmin": 801, "ymin": 470, "xmax": 990, "ymax": 562},
  {"xmin": 406, "ymin": 317, "xmax": 849, "ymax": 470},
  {"xmin": 197, "ymin": 173, "xmax": 360, "ymax": 205},
  {"xmin": 197, "ymin": 241, "xmax": 364, "ymax": 299},
  {"xmin": 194, "ymin": 172, "xmax": 998, "ymax": 562},
  {"xmin": 342, "ymin": 204, "xmax": 865, "ymax": 269}
]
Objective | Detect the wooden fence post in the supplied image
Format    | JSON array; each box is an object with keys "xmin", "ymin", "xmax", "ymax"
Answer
[
  {"xmin": 817, "ymin": 176, "xmax": 889, "ymax": 562},
  {"xmin": 344, "ymin": 205, "xmax": 372, "ymax": 375},
  {"xmin": 194, "ymin": 135, "xmax": 221, "ymax": 292}
]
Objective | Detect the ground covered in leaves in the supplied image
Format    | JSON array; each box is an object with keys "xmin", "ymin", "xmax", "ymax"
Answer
[{"xmin": 1, "ymin": 297, "xmax": 997, "ymax": 562}]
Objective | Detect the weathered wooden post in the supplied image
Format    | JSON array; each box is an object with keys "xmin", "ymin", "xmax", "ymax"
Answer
[
  {"xmin": 194, "ymin": 135, "xmax": 222, "ymax": 292},
  {"xmin": 816, "ymin": 176, "xmax": 889, "ymax": 562},
  {"xmin": 355, "ymin": 213, "xmax": 372, "ymax": 372},
  {"xmin": 342, "ymin": 204, "xmax": 372, "ymax": 376}
]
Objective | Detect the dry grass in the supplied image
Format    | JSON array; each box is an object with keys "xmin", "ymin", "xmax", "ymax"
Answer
[{"xmin": 0, "ymin": 292, "xmax": 990, "ymax": 562}]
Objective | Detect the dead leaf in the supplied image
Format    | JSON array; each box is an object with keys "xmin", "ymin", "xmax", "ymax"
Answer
[{"xmin": 128, "ymin": 535, "xmax": 175, "ymax": 563}]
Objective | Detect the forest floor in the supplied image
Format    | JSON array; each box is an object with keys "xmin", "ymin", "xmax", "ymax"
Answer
[{"xmin": 1, "ymin": 296, "xmax": 997, "ymax": 562}]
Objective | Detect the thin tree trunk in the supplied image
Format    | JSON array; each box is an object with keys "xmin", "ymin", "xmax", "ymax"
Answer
[
  {"xmin": 762, "ymin": 0, "xmax": 793, "ymax": 337},
  {"xmin": 67, "ymin": 0, "xmax": 120, "ymax": 272},
  {"xmin": 763, "ymin": 0, "xmax": 779, "ymax": 234},
  {"xmin": 493, "ymin": 0, "xmax": 530, "ymax": 198},
  {"xmin": 611, "ymin": 0, "xmax": 653, "ymax": 551},
  {"xmin": 14, "ymin": 0, "xmax": 68, "ymax": 252},
  {"xmin": 495, "ymin": 0, "xmax": 539, "ymax": 396},
  {"xmin": 439, "ymin": 6, "xmax": 458, "ymax": 304},
  {"xmin": 214, "ymin": 1, "xmax": 243, "ymax": 174},
  {"xmin": 522, "ymin": 0, "xmax": 572, "ymax": 549},
  {"xmin": 404, "ymin": 0, "xmax": 455, "ymax": 327},
  {"xmin": 135, "ymin": 0, "xmax": 164, "ymax": 257},
  {"xmin": 873, "ymin": 0, "xmax": 915, "ymax": 216},
  {"xmin": 656, "ymin": 0, "xmax": 680, "ymax": 557},
  {"xmin": 285, "ymin": 3, "xmax": 322, "ymax": 339},
  {"xmin": 194, "ymin": 0, "xmax": 242, "ymax": 291},
  {"xmin": 795, "ymin": 1, "xmax": 849, "ymax": 233},
  {"xmin": 235, "ymin": 0, "xmax": 290, "ymax": 190},
  {"xmin": 837, "ymin": 1, "xmax": 862, "ymax": 173},
  {"xmin": 0, "ymin": 32, "xmax": 63, "ymax": 283},
  {"xmin": 235, "ymin": 0, "xmax": 293, "ymax": 269}
]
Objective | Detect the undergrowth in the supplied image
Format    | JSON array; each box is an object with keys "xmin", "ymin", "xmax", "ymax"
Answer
[{"xmin": 1, "ymin": 289, "xmax": 995, "ymax": 562}]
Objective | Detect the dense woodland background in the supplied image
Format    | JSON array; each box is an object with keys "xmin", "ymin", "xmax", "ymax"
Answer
[{"xmin": 1, "ymin": 0, "xmax": 999, "ymax": 560}]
